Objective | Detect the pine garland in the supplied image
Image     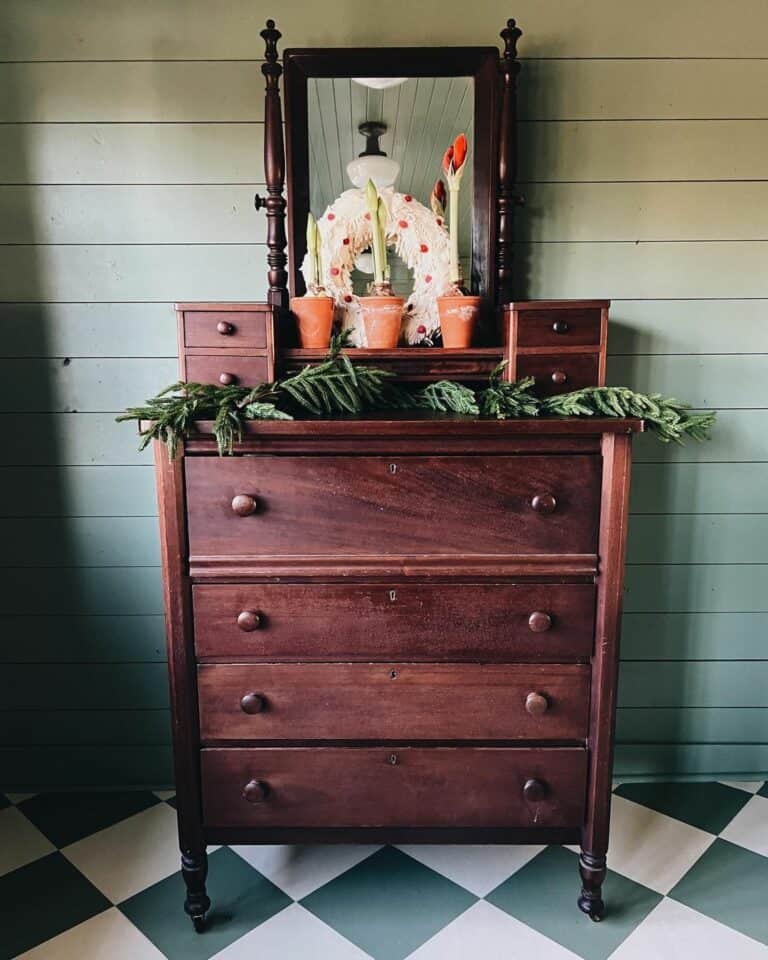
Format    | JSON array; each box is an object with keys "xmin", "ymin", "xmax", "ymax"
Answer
[
  {"xmin": 541, "ymin": 386, "xmax": 717, "ymax": 445},
  {"xmin": 118, "ymin": 344, "xmax": 715, "ymax": 457}
]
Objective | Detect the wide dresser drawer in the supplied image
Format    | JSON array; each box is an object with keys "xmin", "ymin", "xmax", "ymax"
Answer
[
  {"xmin": 193, "ymin": 582, "xmax": 595, "ymax": 661},
  {"xmin": 185, "ymin": 455, "xmax": 601, "ymax": 560},
  {"xmin": 198, "ymin": 662, "xmax": 590, "ymax": 741},
  {"xmin": 201, "ymin": 746, "xmax": 587, "ymax": 828}
]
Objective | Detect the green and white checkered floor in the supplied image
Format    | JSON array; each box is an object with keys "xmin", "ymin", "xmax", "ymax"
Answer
[{"xmin": 2, "ymin": 781, "xmax": 767, "ymax": 959}]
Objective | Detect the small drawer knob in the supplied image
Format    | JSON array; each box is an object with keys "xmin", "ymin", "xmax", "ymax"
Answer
[
  {"xmin": 243, "ymin": 779, "xmax": 269, "ymax": 803},
  {"xmin": 231, "ymin": 494, "xmax": 257, "ymax": 517},
  {"xmin": 217, "ymin": 320, "xmax": 235, "ymax": 335},
  {"xmin": 552, "ymin": 319, "xmax": 569, "ymax": 334},
  {"xmin": 551, "ymin": 370, "xmax": 568, "ymax": 385},
  {"xmin": 523, "ymin": 778, "xmax": 548, "ymax": 802},
  {"xmin": 531, "ymin": 493, "xmax": 557, "ymax": 514},
  {"xmin": 525, "ymin": 692, "xmax": 549, "ymax": 716},
  {"xmin": 219, "ymin": 371, "xmax": 237, "ymax": 386},
  {"xmin": 240, "ymin": 692, "xmax": 265, "ymax": 714},
  {"xmin": 528, "ymin": 610, "xmax": 552, "ymax": 633},
  {"xmin": 237, "ymin": 610, "xmax": 261, "ymax": 632}
]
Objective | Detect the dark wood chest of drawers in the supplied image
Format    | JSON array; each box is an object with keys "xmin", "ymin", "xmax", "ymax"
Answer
[{"xmin": 154, "ymin": 393, "xmax": 640, "ymax": 928}]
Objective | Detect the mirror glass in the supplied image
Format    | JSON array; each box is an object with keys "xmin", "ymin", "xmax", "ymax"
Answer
[{"xmin": 308, "ymin": 76, "xmax": 474, "ymax": 301}]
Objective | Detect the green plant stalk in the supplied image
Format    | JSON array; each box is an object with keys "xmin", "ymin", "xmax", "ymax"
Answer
[
  {"xmin": 366, "ymin": 179, "xmax": 386, "ymax": 285},
  {"xmin": 306, "ymin": 214, "xmax": 319, "ymax": 288},
  {"xmin": 448, "ymin": 185, "xmax": 460, "ymax": 285}
]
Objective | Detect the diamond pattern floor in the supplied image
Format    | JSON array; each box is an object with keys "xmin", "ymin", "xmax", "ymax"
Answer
[{"xmin": 1, "ymin": 782, "xmax": 766, "ymax": 959}]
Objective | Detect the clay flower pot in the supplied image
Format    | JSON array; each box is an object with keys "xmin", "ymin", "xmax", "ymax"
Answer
[
  {"xmin": 291, "ymin": 295, "xmax": 334, "ymax": 348},
  {"xmin": 360, "ymin": 295, "xmax": 404, "ymax": 348},
  {"xmin": 437, "ymin": 294, "xmax": 481, "ymax": 348}
]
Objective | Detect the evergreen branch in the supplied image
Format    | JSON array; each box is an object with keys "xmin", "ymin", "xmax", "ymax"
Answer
[
  {"xmin": 477, "ymin": 364, "xmax": 540, "ymax": 419},
  {"xmin": 412, "ymin": 380, "xmax": 480, "ymax": 415},
  {"xmin": 542, "ymin": 386, "xmax": 716, "ymax": 444}
]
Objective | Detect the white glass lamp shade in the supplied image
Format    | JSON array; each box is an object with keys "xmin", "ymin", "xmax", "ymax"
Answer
[
  {"xmin": 352, "ymin": 77, "xmax": 408, "ymax": 90},
  {"xmin": 346, "ymin": 154, "xmax": 400, "ymax": 189}
]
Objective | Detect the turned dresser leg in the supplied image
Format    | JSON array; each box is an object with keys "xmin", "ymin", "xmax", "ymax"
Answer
[
  {"xmin": 578, "ymin": 849, "xmax": 606, "ymax": 921},
  {"xmin": 182, "ymin": 849, "xmax": 211, "ymax": 932}
]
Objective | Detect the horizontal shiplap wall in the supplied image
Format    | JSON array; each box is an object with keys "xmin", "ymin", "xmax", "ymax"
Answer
[{"xmin": 1, "ymin": 0, "xmax": 767, "ymax": 787}]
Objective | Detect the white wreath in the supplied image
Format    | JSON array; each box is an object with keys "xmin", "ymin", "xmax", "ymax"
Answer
[{"xmin": 301, "ymin": 187, "xmax": 452, "ymax": 346}]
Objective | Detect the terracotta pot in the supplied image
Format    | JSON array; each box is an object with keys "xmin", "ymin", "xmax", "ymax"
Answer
[
  {"xmin": 360, "ymin": 296, "xmax": 404, "ymax": 348},
  {"xmin": 290, "ymin": 295, "xmax": 334, "ymax": 348},
  {"xmin": 437, "ymin": 295, "xmax": 481, "ymax": 348}
]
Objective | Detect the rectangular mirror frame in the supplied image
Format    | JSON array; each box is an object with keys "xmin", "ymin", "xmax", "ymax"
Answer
[{"xmin": 284, "ymin": 47, "xmax": 500, "ymax": 305}]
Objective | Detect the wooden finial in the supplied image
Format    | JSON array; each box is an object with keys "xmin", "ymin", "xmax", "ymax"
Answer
[{"xmin": 500, "ymin": 18, "xmax": 522, "ymax": 63}]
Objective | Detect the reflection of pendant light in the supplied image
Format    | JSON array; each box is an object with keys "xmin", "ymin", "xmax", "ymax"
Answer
[
  {"xmin": 352, "ymin": 77, "xmax": 408, "ymax": 90},
  {"xmin": 346, "ymin": 121, "xmax": 400, "ymax": 189}
]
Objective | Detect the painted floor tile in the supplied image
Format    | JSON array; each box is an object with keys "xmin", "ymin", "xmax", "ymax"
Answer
[
  {"xmin": 606, "ymin": 795, "xmax": 714, "ymax": 894},
  {"xmin": 18, "ymin": 790, "xmax": 160, "ymax": 848},
  {"xmin": 0, "ymin": 806, "xmax": 55, "ymax": 878},
  {"xmin": 16, "ymin": 906, "xmax": 165, "ymax": 960},
  {"xmin": 486, "ymin": 845, "xmax": 662, "ymax": 960},
  {"xmin": 395, "ymin": 843, "xmax": 545, "ymax": 897},
  {"xmin": 230, "ymin": 843, "xmax": 382, "ymax": 901},
  {"xmin": 407, "ymin": 900, "xmax": 582, "ymax": 959},
  {"xmin": 720, "ymin": 795, "xmax": 768, "ymax": 857},
  {"xmin": 720, "ymin": 781, "xmax": 765, "ymax": 796},
  {"xmin": 301, "ymin": 846, "xmax": 476, "ymax": 960},
  {"xmin": 120, "ymin": 846, "xmax": 291, "ymax": 960},
  {"xmin": 609, "ymin": 897, "xmax": 768, "ymax": 960},
  {"xmin": 62, "ymin": 801, "xmax": 182, "ymax": 903},
  {"xmin": 670, "ymin": 838, "xmax": 768, "ymax": 946},
  {"xmin": 758, "ymin": 783, "xmax": 768, "ymax": 799},
  {"xmin": 210, "ymin": 903, "xmax": 371, "ymax": 959},
  {"xmin": 615, "ymin": 781, "xmax": 753, "ymax": 834},
  {"xmin": 0, "ymin": 852, "xmax": 110, "ymax": 960}
]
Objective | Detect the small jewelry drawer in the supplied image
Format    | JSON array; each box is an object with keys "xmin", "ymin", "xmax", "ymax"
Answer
[
  {"xmin": 201, "ymin": 745, "xmax": 588, "ymax": 828},
  {"xmin": 193, "ymin": 582, "xmax": 596, "ymax": 661},
  {"xmin": 515, "ymin": 352, "xmax": 601, "ymax": 397},
  {"xmin": 515, "ymin": 307, "xmax": 603, "ymax": 348},
  {"xmin": 184, "ymin": 354, "xmax": 270, "ymax": 388},
  {"xmin": 197, "ymin": 662, "xmax": 590, "ymax": 742},
  {"xmin": 180, "ymin": 307, "xmax": 271, "ymax": 349}
]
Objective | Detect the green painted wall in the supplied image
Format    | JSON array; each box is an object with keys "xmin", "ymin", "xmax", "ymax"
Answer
[{"xmin": 1, "ymin": 0, "xmax": 766, "ymax": 788}]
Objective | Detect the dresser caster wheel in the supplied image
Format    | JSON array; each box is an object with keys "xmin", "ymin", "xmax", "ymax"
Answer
[{"xmin": 192, "ymin": 914, "xmax": 207, "ymax": 933}]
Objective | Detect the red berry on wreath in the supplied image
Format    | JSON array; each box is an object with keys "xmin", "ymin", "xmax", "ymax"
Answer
[
  {"xmin": 330, "ymin": 266, "xmax": 340, "ymax": 276},
  {"xmin": 404, "ymin": 194, "xmax": 413, "ymax": 202},
  {"xmin": 398, "ymin": 219, "xmax": 408, "ymax": 228},
  {"xmin": 343, "ymin": 237, "xmax": 350, "ymax": 245},
  {"xmin": 344, "ymin": 294, "xmax": 353, "ymax": 303},
  {"xmin": 365, "ymin": 212, "xmax": 371, "ymax": 220},
  {"xmin": 436, "ymin": 217, "xmax": 443, "ymax": 226},
  {"xmin": 417, "ymin": 324, "xmax": 426, "ymax": 334},
  {"xmin": 420, "ymin": 243, "xmax": 429, "ymax": 253},
  {"xmin": 425, "ymin": 274, "xmax": 432, "ymax": 283},
  {"xmin": 327, "ymin": 212, "xmax": 335, "ymax": 220}
]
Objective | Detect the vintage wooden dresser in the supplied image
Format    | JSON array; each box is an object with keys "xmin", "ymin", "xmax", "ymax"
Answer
[
  {"xmin": 155, "ymin": 307, "xmax": 642, "ymax": 931},
  {"xmin": 151, "ymin": 19, "xmax": 643, "ymax": 933}
]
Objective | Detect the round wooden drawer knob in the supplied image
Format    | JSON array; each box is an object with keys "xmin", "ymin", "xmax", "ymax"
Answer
[
  {"xmin": 231, "ymin": 494, "xmax": 257, "ymax": 517},
  {"xmin": 217, "ymin": 320, "xmax": 235, "ymax": 335},
  {"xmin": 525, "ymin": 692, "xmax": 549, "ymax": 716},
  {"xmin": 523, "ymin": 778, "xmax": 548, "ymax": 802},
  {"xmin": 237, "ymin": 610, "xmax": 261, "ymax": 632},
  {"xmin": 552, "ymin": 320, "xmax": 569, "ymax": 334},
  {"xmin": 531, "ymin": 493, "xmax": 557, "ymax": 514},
  {"xmin": 551, "ymin": 370, "xmax": 568, "ymax": 385},
  {"xmin": 243, "ymin": 779, "xmax": 269, "ymax": 803},
  {"xmin": 219, "ymin": 372, "xmax": 238, "ymax": 386},
  {"xmin": 240, "ymin": 692, "xmax": 265, "ymax": 714},
  {"xmin": 528, "ymin": 611, "xmax": 552, "ymax": 633}
]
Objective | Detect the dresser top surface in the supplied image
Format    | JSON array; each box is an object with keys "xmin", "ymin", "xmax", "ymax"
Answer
[{"xmin": 178, "ymin": 413, "xmax": 644, "ymax": 440}]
